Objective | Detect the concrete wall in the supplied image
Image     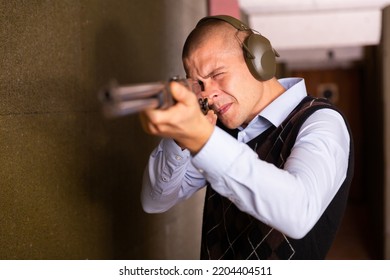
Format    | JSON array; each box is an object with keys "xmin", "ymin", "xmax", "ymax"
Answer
[{"xmin": 0, "ymin": 0, "xmax": 206, "ymax": 259}]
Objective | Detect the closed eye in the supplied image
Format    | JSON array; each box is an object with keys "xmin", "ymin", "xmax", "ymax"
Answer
[
  {"xmin": 212, "ymin": 72, "xmax": 224, "ymax": 80},
  {"xmin": 203, "ymin": 66, "xmax": 226, "ymax": 80}
]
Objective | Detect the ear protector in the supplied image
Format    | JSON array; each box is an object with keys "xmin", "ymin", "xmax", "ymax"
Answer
[{"xmin": 196, "ymin": 15, "xmax": 279, "ymax": 81}]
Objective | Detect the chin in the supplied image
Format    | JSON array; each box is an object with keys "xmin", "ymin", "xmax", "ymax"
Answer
[{"xmin": 220, "ymin": 119, "xmax": 239, "ymax": 130}]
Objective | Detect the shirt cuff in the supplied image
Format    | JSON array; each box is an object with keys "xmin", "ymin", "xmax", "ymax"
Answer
[
  {"xmin": 159, "ymin": 138, "xmax": 191, "ymax": 166},
  {"xmin": 192, "ymin": 127, "xmax": 249, "ymax": 183}
]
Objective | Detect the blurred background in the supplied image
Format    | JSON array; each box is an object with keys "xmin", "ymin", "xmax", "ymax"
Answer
[{"xmin": 1, "ymin": 0, "xmax": 390, "ymax": 259}]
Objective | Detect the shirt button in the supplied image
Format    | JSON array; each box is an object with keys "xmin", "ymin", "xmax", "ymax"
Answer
[
  {"xmin": 198, "ymin": 168, "xmax": 204, "ymax": 174},
  {"xmin": 162, "ymin": 177, "xmax": 168, "ymax": 182},
  {"xmin": 175, "ymin": 155, "xmax": 182, "ymax": 161}
]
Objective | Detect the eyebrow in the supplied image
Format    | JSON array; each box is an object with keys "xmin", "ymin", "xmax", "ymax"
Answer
[{"xmin": 200, "ymin": 66, "xmax": 226, "ymax": 79}]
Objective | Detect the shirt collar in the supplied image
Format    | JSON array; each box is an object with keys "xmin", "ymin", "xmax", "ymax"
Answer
[
  {"xmin": 235, "ymin": 78, "xmax": 307, "ymax": 142},
  {"xmin": 259, "ymin": 77, "xmax": 307, "ymax": 127}
]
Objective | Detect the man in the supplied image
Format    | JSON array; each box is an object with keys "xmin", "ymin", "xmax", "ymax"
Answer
[{"xmin": 140, "ymin": 15, "xmax": 353, "ymax": 259}]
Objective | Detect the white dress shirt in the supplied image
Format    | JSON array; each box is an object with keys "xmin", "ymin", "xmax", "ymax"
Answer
[{"xmin": 141, "ymin": 78, "xmax": 350, "ymax": 239}]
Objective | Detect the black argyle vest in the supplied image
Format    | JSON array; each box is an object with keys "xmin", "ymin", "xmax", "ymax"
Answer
[{"xmin": 200, "ymin": 96, "xmax": 354, "ymax": 260}]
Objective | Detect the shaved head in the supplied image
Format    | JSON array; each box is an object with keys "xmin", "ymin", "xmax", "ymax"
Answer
[{"xmin": 182, "ymin": 19, "xmax": 250, "ymax": 74}]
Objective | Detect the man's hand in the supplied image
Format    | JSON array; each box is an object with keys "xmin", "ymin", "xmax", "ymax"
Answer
[{"xmin": 140, "ymin": 81, "xmax": 216, "ymax": 154}]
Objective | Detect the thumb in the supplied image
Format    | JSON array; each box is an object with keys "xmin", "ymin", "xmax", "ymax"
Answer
[{"xmin": 169, "ymin": 81, "xmax": 196, "ymax": 106}]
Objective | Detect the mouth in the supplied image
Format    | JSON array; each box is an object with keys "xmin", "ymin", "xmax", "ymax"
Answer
[{"xmin": 215, "ymin": 103, "xmax": 232, "ymax": 116}]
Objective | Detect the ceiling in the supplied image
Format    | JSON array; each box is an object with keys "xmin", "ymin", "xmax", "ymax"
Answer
[{"xmin": 238, "ymin": 0, "xmax": 390, "ymax": 69}]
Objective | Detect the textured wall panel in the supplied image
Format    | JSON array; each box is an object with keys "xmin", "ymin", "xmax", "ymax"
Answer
[{"xmin": 0, "ymin": 0, "xmax": 206, "ymax": 259}]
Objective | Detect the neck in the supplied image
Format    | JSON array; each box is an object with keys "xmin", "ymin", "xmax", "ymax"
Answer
[
  {"xmin": 263, "ymin": 77, "xmax": 286, "ymax": 103},
  {"xmin": 242, "ymin": 78, "xmax": 285, "ymax": 128}
]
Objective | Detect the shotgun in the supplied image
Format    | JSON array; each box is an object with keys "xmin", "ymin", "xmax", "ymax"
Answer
[{"xmin": 98, "ymin": 76, "xmax": 210, "ymax": 118}]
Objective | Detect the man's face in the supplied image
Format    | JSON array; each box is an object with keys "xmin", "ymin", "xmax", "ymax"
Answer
[{"xmin": 183, "ymin": 35, "xmax": 263, "ymax": 129}]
